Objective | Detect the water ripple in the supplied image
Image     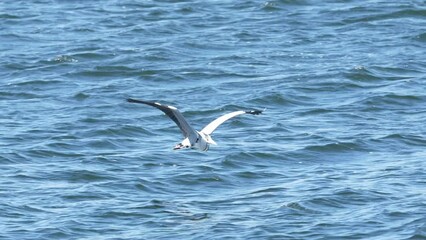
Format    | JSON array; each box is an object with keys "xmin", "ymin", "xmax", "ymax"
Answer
[{"xmin": 1, "ymin": 0, "xmax": 425, "ymax": 239}]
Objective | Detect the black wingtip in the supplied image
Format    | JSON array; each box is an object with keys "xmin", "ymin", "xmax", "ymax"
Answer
[
  {"xmin": 127, "ymin": 98, "xmax": 144, "ymax": 104},
  {"xmin": 246, "ymin": 109, "xmax": 263, "ymax": 115}
]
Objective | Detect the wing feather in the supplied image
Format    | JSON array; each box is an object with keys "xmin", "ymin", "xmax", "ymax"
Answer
[
  {"xmin": 200, "ymin": 111, "xmax": 245, "ymax": 135},
  {"xmin": 127, "ymin": 98, "xmax": 197, "ymax": 141},
  {"xmin": 201, "ymin": 109, "xmax": 263, "ymax": 135}
]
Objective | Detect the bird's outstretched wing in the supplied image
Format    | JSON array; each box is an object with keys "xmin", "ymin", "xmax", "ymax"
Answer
[
  {"xmin": 127, "ymin": 98, "xmax": 198, "ymax": 141},
  {"xmin": 200, "ymin": 109, "xmax": 263, "ymax": 135}
]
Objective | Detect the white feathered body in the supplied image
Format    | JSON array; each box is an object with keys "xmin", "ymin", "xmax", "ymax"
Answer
[{"xmin": 181, "ymin": 131, "xmax": 215, "ymax": 152}]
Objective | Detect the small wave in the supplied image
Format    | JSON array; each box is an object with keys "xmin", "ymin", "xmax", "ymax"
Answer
[
  {"xmin": 343, "ymin": 9, "xmax": 426, "ymax": 24},
  {"xmin": 282, "ymin": 201, "xmax": 323, "ymax": 214},
  {"xmin": 171, "ymin": 172, "xmax": 225, "ymax": 186},
  {"xmin": 9, "ymin": 79, "xmax": 63, "ymax": 87},
  {"xmin": 304, "ymin": 141, "xmax": 365, "ymax": 153},
  {"xmin": 69, "ymin": 65, "xmax": 159, "ymax": 78},
  {"xmin": 63, "ymin": 170, "xmax": 117, "ymax": 183},
  {"xmin": 0, "ymin": 91, "xmax": 44, "ymax": 100},
  {"xmin": 71, "ymin": 51, "xmax": 114, "ymax": 60},
  {"xmin": 377, "ymin": 134, "xmax": 426, "ymax": 147},
  {"xmin": 333, "ymin": 188, "xmax": 390, "ymax": 204},
  {"xmin": 0, "ymin": 13, "xmax": 20, "ymax": 19},
  {"xmin": 0, "ymin": 154, "xmax": 18, "ymax": 164},
  {"xmin": 359, "ymin": 93, "xmax": 426, "ymax": 109},
  {"xmin": 249, "ymin": 92, "xmax": 310, "ymax": 107},
  {"xmin": 345, "ymin": 65, "xmax": 416, "ymax": 83},
  {"xmin": 85, "ymin": 125, "xmax": 153, "ymax": 138},
  {"xmin": 409, "ymin": 220, "xmax": 426, "ymax": 239},
  {"xmin": 73, "ymin": 92, "xmax": 90, "ymax": 101},
  {"xmin": 45, "ymin": 55, "xmax": 78, "ymax": 64},
  {"xmin": 96, "ymin": 209, "xmax": 151, "ymax": 219},
  {"xmin": 261, "ymin": 2, "xmax": 282, "ymax": 11},
  {"xmin": 24, "ymin": 149, "xmax": 84, "ymax": 159},
  {"xmin": 134, "ymin": 179, "xmax": 170, "ymax": 194},
  {"xmin": 136, "ymin": 199, "xmax": 210, "ymax": 222},
  {"xmin": 345, "ymin": 66, "xmax": 382, "ymax": 82},
  {"xmin": 224, "ymin": 151, "xmax": 284, "ymax": 163},
  {"xmin": 414, "ymin": 32, "xmax": 426, "ymax": 42},
  {"xmin": 61, "ymin": 191, "xmax": 114, "ymax": 202},
  {"xmin": 250, "ymin": 186, "xmax": 287, "ymax": 195}
]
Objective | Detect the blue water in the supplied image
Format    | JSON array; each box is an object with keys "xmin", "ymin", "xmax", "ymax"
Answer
[{"xmin": 1, "ymin": 0, "xmax": 426, "ymax": 239}]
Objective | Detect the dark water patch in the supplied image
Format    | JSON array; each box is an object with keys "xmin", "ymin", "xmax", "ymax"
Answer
[
  {"xmin": 207, "ymin": 103, "xmax": 249, "ymax": 113},
  {"xmin": 61, "ymin": 191, "xmax": 114, "ymax": 202},
  {"xmin": 376, "ymin": 134, "xmax": 426, "ymax": 148},
  {"xmin": 70, "ymin": 51, "xmax": 113, "ymax": 60},
  {"xmin": 73, "ymin": 92, "xmax": 90, "ymax": 101},
  {"xmin": 96, "ymin": 209, "xmax": 152, "ymax": 220},
  {"xmin": 141, "ymin": 49, "xmax": 174, "ymax": 62},
  {"xmin": 138, "ymin": 199, "xmax": 168, "ymax": 210},
  {"xmin": 283, "ymin": 201, "xmax": 323, "ymax": 214},
  {"xmin": 0, "ymin": 153, "xmax": 32, "ymax": 164},
  {"xmin": 250, "ymin": 186, "xmax": 287, "ymax": 195},
  {"xmin": 359, "ymin": 93, "xmax": 426, "ymax": 109},
  {"xmin": 135, "ymin": 199, "xmax": 205, "ymax": 224},
  {"xmin": 304, "ymin": 141, "xmax": 365, "ymax": 153},
  {"xmin": 24, "ymin": 149, "xmax": 85, "ymax": 159},
  {"xmin": 234, "ymin": 170, "xmax": 262, "ymax": 179},
  {"xmin": 1, "ymin": 204, "xmax": 31, "ymax": 219},
  {"xmin": 44, "ymin": 141, "xmax": 83, "ymax": 153},
  {"xmin": 307, "ymin": 196, "xmax": 346, "ymax": 210},
  {"xmin": 410, "ymin": 221, "xmax": 426, "ymax": 239},
  {"xmin": 193, "ymin": 164, "xmax": 218, "ymax": 173},
  {"xmin": 3, "ymin": 204, "xmax": 49, "ymax": 219},
  {"xmin": 162, "ymin": 208, "xmax": 210, "ymax": 222},
  {"xmin": 343, "ymin": 9, "xmax": 426, "ymax": 24},
  {"xmin": 170, "ymin": 172, "xmax": 225, "ymax": 186},
  {"xmin": 371, "ymin": 66, "xmax": 423, "ymax": 78},
  {"xmin": 345, "ymin": 66, "xmax": 383, "ymax": 82},
  {"xmin": 0, "ymin": 33, "xmax": 36, "ymax": 46},
  {"xmin": 0, "ymin": 13, "xmax": 20, "ymax": 19},
  {"xmin": 249, "ymin": 92, "xmax": 312, "ymax": 107},
  {"xmin": 414, "ymin": 32, "xmax": 426, "ymax": 42},
  {"xmin": 9, "ymin": 79, "xmax": 64, "ymax": 87},
  {"xmin": 233, "ymin": 170, "xmax": 283, "ymax": 180},
  {"xmin": 84, "ymin": 139, "xmax": 121, "ymax": 149},
  {"xmin": 39, "ymin": 168, "xmax": 117, "ymax": 183},
  {"xmin": 71, "ymin": 65, "xmax": 143, "ymax": 78},
  {"xmin": 3, "ymin": 62, "xmax": 33, "ymax": 71},
  {"xmin": 86, "ymin": 125, "xmax": 153, "ymax": 138},
  {"xmin": 345, "ymin": 65, "xmax": 419, "ymax": 84},
  {"xmin": 296, "ymin": 107, "xmax": 336, "ymax": 116},
  {"xmin": 0, "ymin": 91, "xmax": 46, "ymax": 100},
  {"xmin": 333, "ymin": 188, "xmax": 390, "ymax": 205},
  {"xmin": 223, "ymin": 151, "xmax": 284, "ymax": 165},
  {"xmin": 134, "ymin": 179, "xmax": 170, "ymax": 194}
]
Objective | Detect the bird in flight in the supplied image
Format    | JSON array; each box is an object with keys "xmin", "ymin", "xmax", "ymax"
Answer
[{"xmin": 127, "ymin": 98, "xmax": 262, "ymax": 151}]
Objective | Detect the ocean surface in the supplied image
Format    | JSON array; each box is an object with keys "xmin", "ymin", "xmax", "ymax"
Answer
[{"xmin": 1, "ymin": 0, "xmax": 426, "ymax": 239}]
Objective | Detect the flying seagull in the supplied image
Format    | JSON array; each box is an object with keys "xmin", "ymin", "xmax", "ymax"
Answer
[{"xmin": 127, "ymin": 98, "xmax": 262, "ymax": 151}]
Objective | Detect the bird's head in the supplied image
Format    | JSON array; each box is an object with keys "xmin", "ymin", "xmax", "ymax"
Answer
[
  {"xmin": 173, "ymin": 143, "xmax": 191, "ymax": 150},
  {"xmin": 173, "ymin": 138, "xmax": 191, "ymax": 150},
  {"xmin": 173, "ymin": 143, "xmax": 184, "ymax": 150}
]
